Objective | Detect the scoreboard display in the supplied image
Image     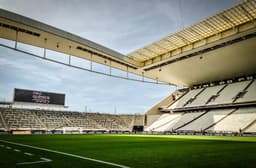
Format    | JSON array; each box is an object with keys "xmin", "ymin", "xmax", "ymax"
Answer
[{"xmin": 14, "ymin": 88, "xmax": 65, "ymax": 106}]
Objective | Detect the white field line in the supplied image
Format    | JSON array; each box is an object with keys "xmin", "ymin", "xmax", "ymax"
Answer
[
  {"xmin": 16, "ymin": 157, "xmax": 52, "ymax": 165},
  {"xmin": 24, "ymin": 152, "xmax": 34, "ymax": 156},
  {"xmin": 0, "ymin": 140, "xmax": 130, "ymax": 168},
  {"xmin": 6, "ymin": 146, "xmax": 11, "ymax": 149},
  {"xmin": 41, "ymin": 157, "xmax": 52, "ymax": 162},
  {"xmin": 14, "ymin": 149, "xmax": 21, "ymax": 152}
]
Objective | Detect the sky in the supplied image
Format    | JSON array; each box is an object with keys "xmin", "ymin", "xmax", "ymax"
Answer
[{"xmin": 0, "ymin": 0, "xmax": 240, "ymax": 114}]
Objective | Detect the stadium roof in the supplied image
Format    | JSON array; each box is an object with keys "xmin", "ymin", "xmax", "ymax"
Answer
[
  {"xmin": 0, "ymin": 8, "xmax": 140, "ymax": 69},
  {"xmin": 128, "ymin": 0, "xmax": 256, "ymax": 63},
  {"xmin": 0, "ymin": 0, "xmax": 256, "ymax": 87}
]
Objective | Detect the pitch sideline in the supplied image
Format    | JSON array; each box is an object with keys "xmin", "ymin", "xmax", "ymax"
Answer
[{"xmin": 0, "ymin": 139, "xmax": 130, "ymax": 168}]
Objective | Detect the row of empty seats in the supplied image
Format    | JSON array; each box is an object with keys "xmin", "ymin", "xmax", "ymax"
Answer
[
  {"xmin": 236, "ymin": 80, "xmax": 256, "ymax": 103},
  {"xmin": 171, "ymin": 111, "xmax": 205, "ymax": 130},
  {"xmin": 245, "ymin": 121, "xmax": 256, "ymax": 132},
  {"xmin": 146, "ymin": 107, "xmax": 256, "ymax": 133},
  {"xmin": 207, "ymin": 107, "xmax": 256, "ymax": 132},
  {"xmin": 187, "ymin": 85, "xmax": 223, "ymax": 107},
  {"xmin": 146, "ymin": 79, "xmax": 256, "ymax": 133},
  {"xmin": 1, "ymin": 109, "xmax": 45, "ymax": 130},
  {"xmin": 168, "ymin": 80, "xmax": 256, "ymax": 109},
  {"xmin": 35, "ymin": 110, "xmax": 68, "ymax": 130},
  {"xmin": 65, "ymin": 112, "xmax": 101, "ymax": 130},
  {"xmin": 0, "ymin": 108, "xmax": 143, "ymax": 131},
  {"xmin": 180, "ymin": 109, "xmax": 234, "ymax": 131},
  {"xmin": 145, "ymin": 113, "xmax": 182, "ymax": 132},
  {"xmin": 208, "ymin": 80, "xmax": 251, "ymax": 105},
  {"xmin": 169, "ymin": 89, "xmax": 203, "ymax": 109},
  {"xmin": 0, "ymin": 112, "xmax": 6, "ymax": 130}
]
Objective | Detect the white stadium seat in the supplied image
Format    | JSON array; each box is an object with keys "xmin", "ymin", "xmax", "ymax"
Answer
[{"xmin": 208, "ymin": 81, "xmax": 251, "ymax": 105}]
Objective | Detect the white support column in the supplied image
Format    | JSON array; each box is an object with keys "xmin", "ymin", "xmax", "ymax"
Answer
[
  {"xmin": 109, "ymin": 60, "xmax": 112, "ymax": 75},
  {"xmin": 90, "ymin": 53, "xmax": 93, "ymax": 71},
  {"xmin": 126, "ymin": 66, "xmax": 129, "ymax": 79},
  {"xmin": 15, "ymin": 30, "xmax": 18, "ymax": 49},
  {"xmin": 68, "ymin": 46, "xmax": 72, "ymax": 65},
  {"xmin": 43, "ymin": 38, "xmax": 47, "ymax": 58}
]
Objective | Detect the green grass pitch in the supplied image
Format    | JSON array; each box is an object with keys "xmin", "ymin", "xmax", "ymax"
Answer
[{"xmin": 0, "ymin": 134, "xmax": 256, "ymax": 168}]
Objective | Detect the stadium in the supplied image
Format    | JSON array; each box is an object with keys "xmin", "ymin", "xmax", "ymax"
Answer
[{"xmin": 0, "ymin": 0, "xmax": 256, "ymax": 167}]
